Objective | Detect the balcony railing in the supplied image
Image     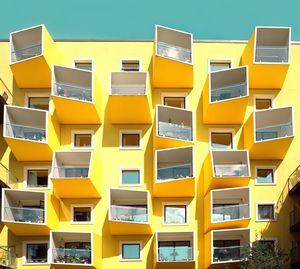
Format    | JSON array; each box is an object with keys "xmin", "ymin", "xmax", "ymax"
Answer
[
  {"xmin": 288, "ymin": 165, "xmax": 300, "ymax": 193},
  {"xmin": 11, "ymin": 43, "xmax": 42, "ymax": 62},
  {"xmin": 0, "ymin": 246, "xmax": 17, "ymax": 269},
  {"xmin": 213, "ymin": 245, "xmax": 245, "ymax": 262},
  {"xmin": 157, "ymin": 163, "xmax": 193, "ymax": 181},
  {"xmin": 212, "ymin": 204, "xmax": 249, "ymax": 222},
  {"xmin": 111, "ymin": 84, "xmax": 146, "ymax": 95},
  {"xmin": 54, "ymin": 82, "xmax": 92, "ymax": 102},
  {"xmin": 211, "ymin": 82, "xmax": 247, "ymax": 102},
  {"xmin": 158, "ymin": 121, "xmax": 192, "ymax": 141},
  {"xmin": 255, "ymin": 46, "xmax": 289, "ymax": 63},
  {"xmin": 214, "ymin": 164, "xmax": 249, "ymax": 177},
  {"xmin": 290, "ymin": 207, "xmax": 300, "ymax": 228},
  {"xmin": 4, "ymin": 206, "xmax": 45, "ymax": 224},
  {"xmin": 53, "ymin": 248, "xmax": 91, "ymax": 265},
  {"xmin": 158, "ymin": 246, "xmax": 193, "ymax": 262},
  {"xmin": 291, "ymin": 246, "xmax": 300, "ymax": 266},
  {"xmin": 110, "ymin": 205, "xmax": 148, "ymax": 223},
  {"xmin": 6, "ymin": 123, "xmax": 46, "ymax": 142},
  {"xmin": 157, "ymin": 41, "xmax": 192, "ymax": 63},
  {"xmin": 256, "ymin": 122, "xmax": 293, "ymax": 141},
  {"xmin": 52, "ymin": 167, "xmax": 89, "ymax": 178}
]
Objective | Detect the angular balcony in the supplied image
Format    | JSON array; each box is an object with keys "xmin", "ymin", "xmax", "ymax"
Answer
[
  {"xmin": 108, "ymin": 188, "xmax": 151, "ymax": 235},
  {"xmin": 50, "ymin": 231, "xmax": 93, "ymax": 266},
  {"xmin": 51, "ymin": 151, "xmax": 100, "ymax": 198},
  {"xmin": 10, "ymin": 25, "xmax": 60, "ymax": 88},
  {"xmin": 154, "ymin": 146, "xmax": 194, "ymax": 197},
  {"xmin": 51, "ymin": 65, "xmax": 100, "ymax": 124},
  {"xmin": 1, "ymin": 189, "xmax": 59, "ymax": 236},
  {"xmin": 203, "ymin": 66, "xmax": 249, "ymax": 124},
  {"xmin": 152, "ymin": 25, "xmax": 193, "ymax": 88},
  {"xmin": 208, "ymin": 228, "xmax": 250, "ymax": 266},
  {"xmin": 244, "ymin": 106, "xmax": 294, "ymax": 159},
  {"xmin": 290, "ymin": 207, "xmax": 300, "ymax": 232},
  {"xmin": 155, "ymin": 105, "xmax": 193, "ymax": 148},
  {"xmin": 156, "ymin": 231, "xmax": 195, "ymax": 263},
  {"xmin": 291, "ymin": 243, "xmax": 300, "ymax": 269},
  {"xmin": 242, "ymin": 26, "xmax": 290, "ymax": 88},
  {"xmin": 289, "ymin": 165, "xmax": 300, "ymax": 195},
  {"xmin": 109, "ymin": 72, "xmax": 151, "ymax": 124},
  {"xmin": 0, "ymin": 246, "xmax": 17, "ymax": 269},
  {"xmin": 3, "ymin": 105, "xmax": 60, "ymax": 161}
]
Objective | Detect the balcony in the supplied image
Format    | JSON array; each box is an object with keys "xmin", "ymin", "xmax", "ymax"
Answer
[
  {"xmin": 9, "ymin": 25, "xmax": 60, "ymax": 88},
  {"xmin": 289, "ymin": 165, "xmax": 300, "ymax": 195},
  {"xmin": 152, "ymin": 25, "xmax": 193, "ymax": 88},
  {"xmin": 109, "ymin": 72, "xmax": 151, "ymax": 124},
  {"xmin": 290, "ymin": 207, "xmax": 300, "ymax": 232},
  {"xmin": 155, "ymin": 105, "xmax": 193, "ymax": 148},
  {"xmin": 50, "ymin": 231, "xmax": 93, "ymax": 266},
  {"xmin": 156, "ymin": 231, "xmax": 195, "ymax": 263},
  {"xmin": 108, "ymin": 188, "xmax": 151, "ymax": 235},
  {"xmin": 154, "ymin": 146, "xmax": 194, "ymax": 197},
  {"xmin": 51, "ymin": 65, "xmax": 100, "ymax": 124},
  {"xmin": 1, "ymin": 189, "xmax": 59, "ymax": 236},
  {"xmin": 3, "ymin": 105, "xmax": 59, "ymax": 161},
  {"xmin": 203, "ymin": 66, "xmax": 249, "ymax": 124},
  {"xmin": 51, "ymin": 151, "xmax": 100, "ymax": 198},
  {"xmin": 291, "ymin": 244, "xmax": 300, "ymax": 269},
  {"xmin": 0, "ymin": 246, "xmax": 17, "ymax": 269},
  {"xmin": 242, "ymin": 26, "xmax": 290, "ymax": 88},
  {"xmin": 244, "ymin": 106, "xmax": 294, "ymax": 159}
]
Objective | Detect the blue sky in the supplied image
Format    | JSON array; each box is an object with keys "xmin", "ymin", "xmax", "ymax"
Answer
[{"xmin": 1, "ymin": 0, "xmax": 299, "ymax": 40}]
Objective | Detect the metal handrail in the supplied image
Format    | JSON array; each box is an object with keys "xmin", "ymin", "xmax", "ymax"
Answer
[{"xmin": 288, "ymin": 165, "xmax": 300, "ymax": 192}]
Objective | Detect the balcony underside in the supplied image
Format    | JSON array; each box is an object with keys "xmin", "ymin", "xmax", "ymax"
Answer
[
  {"xmin": 51, "ymin": 178, "xmax": 101, "ymax": 198},
  {"xmin": 155, "ymin": 263, "xmax": 195, "ymax": 269},
  {"xmin": 154, "ymin": 134, "xmax": 193, "ymax": 149},
  {"xmin": 109, "ymin": 221, "xmax": 152, "ymax": 235},
  {"xmin": 153, "ymin": 177, "xmax": 194, "ymax": 197},
  {"xmin": 52, "ymin": 96, "xmax": 101, "ymax": 124},
  {"xmin": 208, "ymin": 218, "xmax": 251, "ymax": 231},
  {"xmin": 4, "ymin": 221, "xmax": 51, "ymax": 236},
  {"xmin": 290, "ymin": 181, "xmax": 300, "ymax": 195}
]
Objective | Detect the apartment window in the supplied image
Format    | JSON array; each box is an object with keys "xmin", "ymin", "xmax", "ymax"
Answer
[
  {"xmin": 164, "ymin": 97, "xmax": 186, "ymax": 109},
  {"xmin": 257, "ymin": 204, "xmax": 276, "ymax": 221},
  {"xmin": 72, "ymin": 130, "xmax": 93, "ymax": 148},
  {"xmin": 28, "ymin": 97, "xmax": 49, "ymax": 110},
  {"xmin": 121, "ymin": 169, "xmax": 140, "ymax": 185},
  {"xmin": 256, "ymin": 167, "xmax": 275, "ymax": 184},
  {"xmin": 25, "ymin": 243, "xmax": 48, "ymax": 264},
  {"xmin": 26, "ymin": 168, "xmax": 49, "ymax": 188},
  {"xmin": 74, "ymin": 60, "xmax": 93, "ymax": 71},
  {"xmin": 121, "ymin": 59, "xmax": 140, "ymax": 71},
  {"xmin": 255, "ymin": 98, "xmax": 272, "ymax": 110},
  {"xmin": 120, "ymin": 131, "xmax": 141, "ymax": 149},
  {"xmin": 210, "ymin": 61, "xmax": 231, "ymax": 72},
  {"xmin": 71, "ymin": 205, "xmax": 93, "ymax": 223},
  {"xmin": 257, "ymin": 239, "xmax": 276, "ymax": 251},
  {"xmin": 164, "ymin": 204, "xmax": 187, "ymax": 224},
  {"xmin": 121, "ymin": 242, "xmax": 141, "ymax": 260},
  {"xmin": 211, "ymin": 132, "xmax": 233, "ymax": 150}
]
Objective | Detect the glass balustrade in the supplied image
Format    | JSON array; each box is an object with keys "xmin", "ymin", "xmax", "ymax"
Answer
[
  {"xmin": 214, "ymin": 164, "xmax": 249, "ymax": 177},
  {"xmin": 53, "ymin": 248, "xmax": 91, "ymax": 264},
  {"xmin": 0, "ymin": 246, "xmax": 17, "ymax": 269},
  {"xmin": 52, "ymin": 167, "xmax": 89, "ymax": 178},
  {"xmin": 111, "ymin": 84, "xmax": 146, "ymax": 95},
  {"xmin": 158, "ymin": 246, "xmax": 193, "ymax": 262},
  {"xmin": 54, "ymin": 82, "xmax": 92, "ymax": 102},
  {"xmin": 158, "ymin": 121, "xmax": 192, "ymax": 141},
  {"xmin": 157, "ymin": 41, "xmax": 191, "ymax": 63},
  {"xmin": 110, "ymin": 205, "xmax": 148, "ymax": 223},
  {"xmin": 211, "ymin": 82, "xmax": 247, "ymax": 102},
  {"xmin": 255, "ymin": 46, "xmax": 289, "ymax": 63},
  {"xmin": 157, "ymin": 163, "xmax": 192, "ymax": 181},
  {"xmin": 213, "ymin": 245, "xmax": 244, "ymax": 262},
  {"xmin": 290, "ymin": 207, "xmax": 300, "ymax": 228},
  {"xmin": 256, "ymin": 122, "xmax": 293, "ymax": 141},
  {"xmin": 11, "ymin": 43, "xmax": 42, "ymax": 62},
  {"xmin": 6, "ymin": 123, "xmax": 46, "ymax": 142},
  {"xmin": 212, "ymin": 204, "xmax": 249, "ymax": 222},
  {"xmin": 4, "ymin": 206, "xmax": 44, "ymax": 224}
]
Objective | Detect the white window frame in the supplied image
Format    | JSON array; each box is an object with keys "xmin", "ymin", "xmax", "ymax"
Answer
[
  {"xmin": 255, "ymin": 166, "xmax": 277, "ymax": 186},
  {"xmin": 119, "ymin": 130, "xmax": 142, "ymax": 150},
  {"xmin": 24, "ymin": 166, "xmax": 51, "ymax": 189},
  {"xmin": 72, "ymin": 58, "xmax": 95, "ymax": 72},
  {"xmin": 70, "ymin": 204, "xmax": 94, "ymax": 224},
  {"xmin": 71, "ymin": 130, "xmax": 94, "ymax": 149},
  {"xmin": 120, "ymin": 58, "xmax": 141, "ymax": 71},
  {"xmin": 208, "ymin": 58, "xmax": 233, "ymax": 73},
  {"xmin": 209, "ymin": 128, "xmax": 236, "ymax": 150},
  {"xmin": 161, "ymin": 92, "xmax": 188, "ymax": 109},
  {"xmin": 23, "ymin": 240, "xmax": 49, "ymax": 266},
  {"xmin": 119, "ymin": 241, "xmax": 142, "ymax": 262},
  {"xmin": 119, "ymin": 166, "xmax": 142, "ymax": 186},
  {"xmin": 253, "ymin": 94, "xmax": 275, "ymax": 110},
  {"xmin": 162, "ymin": 201, "xmax": 189, "ymax": 226},
  {"xmin": 256, "ymin": 202, "xmax": 277, "ymax": 222},
  {"xmin": 25, "ymin": 92, "xmax": 51, "ymax": 110}
]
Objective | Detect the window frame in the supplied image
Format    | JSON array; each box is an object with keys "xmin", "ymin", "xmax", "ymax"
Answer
[
  {"xmin": 256, "ymin": 202, "xmax": 277, "ymax": 222},
  {"xmin": 24, "ymin": 166, "xmax": 51, "ymax": 189},
  {"xmin": 70, "ymin": 204, "xmax": 94, "ymax": 224},
  {"xmin": 25, "ymin": 92, "xmax": 51, "ymax": 111},
  {"xmin": 72, "ymin": 58, "xmax": 94, "ymax": 72},
  {"xmin": 255, "ymin": 166, "xmax": 277, "ymax": 186},
  {"xmin": 208, "ymin": 58, "xmax": 233, "ymax": 73},
  {"xmin": 209, "ymin": 128, "xmax": 236, "ymax": 150},
  {"xmin": 23, "ymin": 241, "xmax": 49, "ymax": 265},
  {"xmin": 161, "ymin": 92, "xmax": 188, "ymax": 109},
  {"xmin": 253, "ymin": 94, "xmax": 275, "ymax": 111},
  {"xmin": 119, "ymin": 241, "xmax": 142, "ymax": 262},
  {"xmin": 120, "ymin": 166, "xmax": 142, "ymax": 186},
  {"xmin": 162, "ymin": 202, "xmax": 189, "ymax": 226},
  {"xmin": 119, "ymin": 130, "xmax": 142, "ymax": 150},
  {"xmin": 71, "ymin": 130, "xmax": 94, "ymax": 149},
  {"xmin": 256, "ymin": 238, "xmax": 278, "ymax": 253},
  {"xmin": 120, "ymin": 58, "xmax": 141, "ymax": 72}
]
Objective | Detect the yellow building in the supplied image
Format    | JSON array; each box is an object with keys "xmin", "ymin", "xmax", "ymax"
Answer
[{"xmin": 0, "ymin": 24, "xmax": 299, "ymax": 269}]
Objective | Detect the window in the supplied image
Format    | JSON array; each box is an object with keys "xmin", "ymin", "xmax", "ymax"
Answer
[
  {"xmin": 74, "ymin": 59, "xmax": 93, "ymax": 71},
  {"xmin": 71, "ymin": 205, "xmax": 93, "ymax": 223},
  {"xmin": 26, "ymin": 168, "xmax": 49, "ymax": 188},
  {"xmin": 121, "ymin": 242, "xmax": 141, "ymax": 261},
  {"xmin": 158, "ymin": 241, "xmax": 191, "ymax": 261},
  {"xmin": 213, "ymin": 240, "xmax": 240, "ymax": 262},
  {"xmin": 164, "ymin": 204, "xmax": 187, "ymax": 224},
  {"xmin": 28, "ymin": 97, "xmax": 49, "ymax": 110},
  {"xmin": 121, "ymin": 169, "xmax": 140, "ymax": 185},
  {"xmin": 211, "ymin": 132, "xmax": 233, "ymax": 150},
  {"xmin": 72, "ymin": 130, "xmax": 93, "ymax": 148},
  {"xmin": 257, "ymin": 203, "xmax": 276, "ymax": 221},
  {"xmin": 120, "ymin": 131, "xmax": 141, "ymax": 149},
  {"xmin": 121, "ymin": 59, "xmax": 140, "ymax": 71},
  {"xmin": 25, "ymin": 243, "xmax": 48, "ymax": 264},
  {"xmin": 256, "ymin": 167, "xmax": 275, "ymax": 184},
  {"xmin": 164, "ymin": 97, "xmax": 185, "ymax": 109},
  {"xmin": 257, "ymin": 239, "xmax": 276, "ymax": 252},
  {"xmin": 209, "ymin": 59, "xmax": 232, "ymax": 72},
  {"xmin": 255, "ymin": 98, "xmax": 272, "ymax": 110}
]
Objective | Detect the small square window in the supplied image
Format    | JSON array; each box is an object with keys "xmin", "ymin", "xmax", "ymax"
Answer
[
  {"xmin": 27, "ymin": 169, "xmax": 49, "ymax": 188},
  {"xmin": 210, "ymin": 62, "xmax": 231, "ymax": 72},
  {"xmin": 257, "ymin": 240, "xmax": 276, "ymax": 251},
  {"xmin": 72, "ymin": 206, "xmax": 92, "ymax": 223},
  {"xmin": 120, "ymin": 132, "xmax": 141, "ymax": 149},
  {"xmin": 256, "ymin": 168, "xmax": 275, "ymax": 184},
  {"xmin": 163, "ymin": 97, "xmax": 186, "ymax": 109},
  {"xmin": 121, "ymin": 169, "xmax": 140, "ymax": 185},
  {"xmin": 121, "ymin": 243, "xmax": 141, "ymax": 260},
  {"xmin": 211, "ymin": 132, "xmax": 233, "ymax": 150},
  {"xmin": 164, "ymin": 205, "xmax": 187, "ymax": 224},
  {"xmin": 256, "ymin": 98, "xmax": 272, "ymax": 110},
  {"xmin": 74, "ymin": 134, "xmax": 92, "ymax": 148},
  {"xmin": 121, "ymin": 60, "xmax": 140, "ymax": 71},
  {"xmin": 28, "ymin": 97, "xmax": 49, "ymax": 110},
  {"xmin": 26, "ymin": 243, "xmax": 48, "ymax": 264},
  {"xmin": 257, "ymin": 204, "xmax": 276, "ymax": 221},
  {"xmin": 75, "ymin": 61, "xmax": 93, "ymax": 71}
]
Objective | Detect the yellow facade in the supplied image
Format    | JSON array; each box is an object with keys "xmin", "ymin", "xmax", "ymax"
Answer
[{"xmin": 0, "ymin": 24, "xmax": 299, "ymax": 269}]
